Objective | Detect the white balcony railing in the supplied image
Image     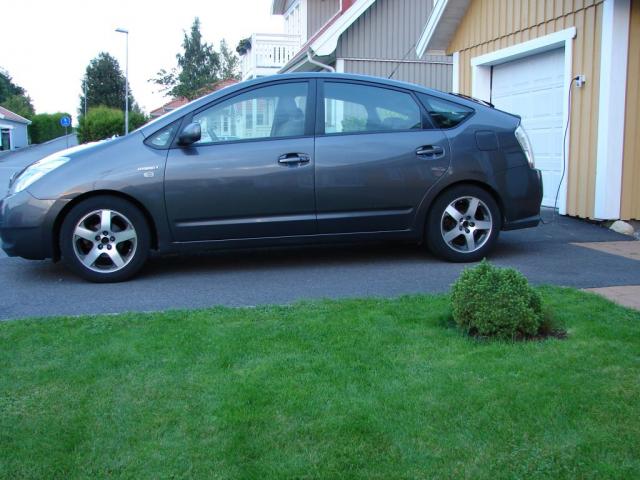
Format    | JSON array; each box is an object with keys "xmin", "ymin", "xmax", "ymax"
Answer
[{"xmin": 240, "ymin": 33, "xmax": 301, "ymax": 81}]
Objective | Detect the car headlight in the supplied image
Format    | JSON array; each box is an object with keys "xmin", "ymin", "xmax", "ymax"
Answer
[
  {"xmin": 514, "ymin": 124, "xmax": 535, "ymax": 168},
  {"xmin": 9, "ymin": 156, "xmax": 70, "ymax": 194}
]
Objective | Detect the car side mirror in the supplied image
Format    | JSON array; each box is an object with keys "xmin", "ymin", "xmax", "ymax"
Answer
[{"xmin": 177, "ymin": 122, "xmax": 201, "ymax": 146}]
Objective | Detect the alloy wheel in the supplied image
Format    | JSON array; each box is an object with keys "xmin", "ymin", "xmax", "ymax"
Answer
[
  {"xmin": 440, "ymin": 196, "xmax": 493, "ymax": 253},
  {"xmin": 72, "ymin": 209, "xmax": 138, "ymax": 273}
]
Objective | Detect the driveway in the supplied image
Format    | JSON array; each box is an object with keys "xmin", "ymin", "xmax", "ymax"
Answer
[
  {"xmin": 1, "ymin": 136, "xmax": 638, "ymax": 319},
  {"xmin": 1, "ymin": 207, "xmax": 638, "ymax": 320}
]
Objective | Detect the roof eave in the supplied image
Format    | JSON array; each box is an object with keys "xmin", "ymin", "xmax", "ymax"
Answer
[
  {"xmin": 0, "ymin": 107, "xmax": 31, "ymax": 125},
  {"xmin": 311, "ymin": 0, "xmax": 377, "ymax": 56},
  {"xmin": 278, "ymin": 0, "xmax": 377, "ymax": 72},
  {"xmin": 279, "ymin": 50, "xmax": 336, "ymax": 73},
  {"xmin": 2, "ymin": 116, "xmax": 31, "ymax": 125},
  {"xmin": 416, "ymin": 0, "xmax": 471, "ymax": 58}
]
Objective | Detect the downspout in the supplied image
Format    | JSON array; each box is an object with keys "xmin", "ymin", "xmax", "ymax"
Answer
[{"xmin": 306, "ymin": 49, "xmax": 335, "ymax": 72}]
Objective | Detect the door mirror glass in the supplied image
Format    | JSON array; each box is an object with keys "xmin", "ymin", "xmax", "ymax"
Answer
[{"xmin": 177, "ymin": 122, "xmax": 202, "ymax": 146}]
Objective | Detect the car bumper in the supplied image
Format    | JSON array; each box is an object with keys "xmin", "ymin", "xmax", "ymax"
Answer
[
  {"xmin": 501, "ymin": 167, "xmax": 543, "ymax": 230},
  {"xmin": 0, "ymin": 190, "xmax": 61, "ymax": 260},
  {"xmin": 502, "ymin": 214, "xmax": 541, "ymax": 230}
]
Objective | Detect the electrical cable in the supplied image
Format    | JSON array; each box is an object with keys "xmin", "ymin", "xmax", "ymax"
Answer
[{"xmin": 540, "ymin": 75, "xmax": 578, "ymax": 225}]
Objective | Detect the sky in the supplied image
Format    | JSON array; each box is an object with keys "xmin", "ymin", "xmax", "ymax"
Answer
[{"xmin": 1, "ymin": 0, "xmax": 283, "ymax": 120}]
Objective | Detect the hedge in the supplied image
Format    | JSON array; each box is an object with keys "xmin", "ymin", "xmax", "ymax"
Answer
[
  {"xmin": 29, "ymin": 112, "xmax": 73, "ymax": 144},
  {"xmin": 77, "ymin": 106, "xmax": 147, "ymax": 143}
]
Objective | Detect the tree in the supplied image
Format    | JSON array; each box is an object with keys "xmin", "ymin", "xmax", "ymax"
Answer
[
  {"xmin": 220, "ymin": 39, "xmax": 240, "ymax": 81},
  {"xmin": 0, "ymin": 68, "xmax": 26, "ymax": 102},
  {"xmin": 2, "ymin": 94, "xmax": 35, "ymax": 120},
  {"xmin": 151, "ymin": 18, "xmax": 239, "ymax": 100},
  {"xmin": 0, "ymin": 68, "xmax": 35, "ymax": 119},
  {"xmin": 79, "ymin": 52, "xmax": 138, "ymax": 115}
]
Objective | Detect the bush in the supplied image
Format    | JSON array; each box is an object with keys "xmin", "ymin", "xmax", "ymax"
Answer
[
  {"xmin": 77, "ymin": 106, "xmax": 147, "ymax": 143},
  {"xmin": 30, "ymin": 112, "xmax": 72, "ymax": 144},
  {"xmin": 451, "ymin": 260, "xmax": 543, "ymax": 340}
]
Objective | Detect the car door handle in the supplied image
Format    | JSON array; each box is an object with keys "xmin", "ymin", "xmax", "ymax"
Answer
[
  {"xmin": 416, "ymin": 145, "xmax": 445, "ymax": 158},
  {"xmin": 278, "ymin": 153, "xmax": 310, "ymax": 165}
]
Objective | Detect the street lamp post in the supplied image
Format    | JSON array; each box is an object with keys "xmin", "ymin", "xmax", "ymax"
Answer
[{"xmin": 115, "ymin": 27, "xmax": 129, "ymax": 135}]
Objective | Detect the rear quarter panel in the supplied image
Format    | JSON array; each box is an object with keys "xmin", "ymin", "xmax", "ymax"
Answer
[{"xmin": 413, "ymin": 104, "xmax": 540, "ymax": 229}]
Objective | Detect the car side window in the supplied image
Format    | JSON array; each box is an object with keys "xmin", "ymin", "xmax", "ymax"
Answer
[
  {"xmin": 418, "ymin": 94, "xmax": 474, "ymax": 129},
  {"xmin": 323, "ymin": 82, "xmax": 421, "ymax": 134},
  {"xmin": 192, "ymin": 82, "xmax": 308, "ymax": 144},
  {"xmin": 145, "ymin": 122, "xmax": 179, "ymax": 148}
]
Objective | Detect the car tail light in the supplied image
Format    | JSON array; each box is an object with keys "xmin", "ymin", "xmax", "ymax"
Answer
[{"xmin": 514, "ymin": 124, "xmax": 535, "ymax": 169}]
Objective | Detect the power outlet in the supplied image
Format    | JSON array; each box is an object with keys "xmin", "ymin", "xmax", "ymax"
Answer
[{"xmin": 575, "ymin": 75, "xmax": 586, "ymax": 87}]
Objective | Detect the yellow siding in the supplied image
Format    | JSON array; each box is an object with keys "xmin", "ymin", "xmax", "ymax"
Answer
[
  {"xmin": 449, "ymin": 0, "xmax": 604, "ymax": 218},
  {"xmin": 621, "ymin": 0, "xmax": 640, "ymax": 220}
]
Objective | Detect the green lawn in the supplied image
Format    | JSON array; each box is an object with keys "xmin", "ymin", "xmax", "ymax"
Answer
[{"xmin": 1, "ymin": 287, "xmax": 639, "ymax": 479}]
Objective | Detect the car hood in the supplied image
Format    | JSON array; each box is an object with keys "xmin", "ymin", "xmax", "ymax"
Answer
[
  {"xmin": 9, "ymin": 136, "xmax": 130, "ymax": 188},
  {"xmin": 55, "ymin": 136, "xmax": 124, "ymax": 160}
]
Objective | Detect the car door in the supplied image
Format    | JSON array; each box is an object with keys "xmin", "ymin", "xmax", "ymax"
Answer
[
  {"xmin": 314, "ymin": 80, "xmax": 451, "ymax": 234},
  {"xmin": 164, "ymin": 80, "xmax": 316, "ymax": 242}
]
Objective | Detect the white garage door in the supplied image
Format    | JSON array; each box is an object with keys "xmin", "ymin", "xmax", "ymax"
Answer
[{"xmin": 491, "ymin": 48, "xmax": 565, "ymax": 207}]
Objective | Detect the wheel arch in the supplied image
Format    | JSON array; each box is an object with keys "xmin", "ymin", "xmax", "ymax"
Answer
[
  {"xmin": 420, "ymin": 179, "xmax": 505, "ymax": 240},
  {"xmin": 52, "ymin": 190, "xmax": 159, "ymax": 261}
]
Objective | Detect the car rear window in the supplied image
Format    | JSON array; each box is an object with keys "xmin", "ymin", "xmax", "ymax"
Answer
[{"xmin": 418, "ymin": 94, "xmax": 474, "ymax": 129}]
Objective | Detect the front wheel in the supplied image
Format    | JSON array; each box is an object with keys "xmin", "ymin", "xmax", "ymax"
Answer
[
  {"xmin": 426, "ymin": 185, "xmax": 501, "ymax": 262},
  {"xmin": 60, "ymin": 196, "xmax": 150, "ymax": 282}
]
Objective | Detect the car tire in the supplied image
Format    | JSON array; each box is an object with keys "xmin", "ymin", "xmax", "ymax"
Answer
[
  {"xmin": 60, "ymin": 196, "xmax": 150, "ymax": 282},
  {"xmin": 426, "ymin": 185, "xmax": 501, "ymax": 262}
]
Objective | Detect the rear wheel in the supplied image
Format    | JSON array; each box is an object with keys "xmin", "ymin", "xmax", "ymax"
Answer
[
  {"xmin": 60, "ymin": 196, "xmax": 150, "ymax": 282},
  {"xmin": 426, "ymin": 185, "xmax": 501, "ymax": 262}
]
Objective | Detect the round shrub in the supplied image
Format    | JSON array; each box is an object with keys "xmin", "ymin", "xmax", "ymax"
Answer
[{"xmin": 451, "ymin": 260, "xmax": 543, "ymax": 339}]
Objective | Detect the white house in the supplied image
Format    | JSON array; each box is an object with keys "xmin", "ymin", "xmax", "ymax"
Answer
[{"xmin": 0, "ymin": 106, "xmax": 30, "ymax": 151}]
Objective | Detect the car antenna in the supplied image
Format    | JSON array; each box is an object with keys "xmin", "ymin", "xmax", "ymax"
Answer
[{"xmin": 388, "ymin": 41, "xmax": 418, "ymax": 80}]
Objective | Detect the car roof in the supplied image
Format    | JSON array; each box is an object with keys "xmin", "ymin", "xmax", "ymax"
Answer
[
  {"xmin": 138, "ymin": 72, "xmax": 487, "ymax": 138},
  {"xmin": 264, "ymin": 72, "xmax": 442, "ymax": 93}
]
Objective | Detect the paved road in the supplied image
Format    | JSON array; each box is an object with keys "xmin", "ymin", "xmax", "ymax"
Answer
[{"xmin": 1, "ymin": 208, "xmax": 638, "ymax": 320}]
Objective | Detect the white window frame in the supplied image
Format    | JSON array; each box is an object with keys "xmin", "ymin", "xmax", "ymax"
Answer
[
  {"xmin": 469, "ymin": 27, "xmax": 576, "ymax": 215},
  {"xmin": 0, "ymin": 125, "xmax": 14, "ymax": 151},
  {"xmin": 284, "ymin": 0, "xmax": 307, "ymax": 42},
  {"xmin": 451, "ymin": 52, "xmax": 459, "ymax": 93},
  {"xmin": 593, "ymin": 0, "xmax": 630, "ymax": 219}
]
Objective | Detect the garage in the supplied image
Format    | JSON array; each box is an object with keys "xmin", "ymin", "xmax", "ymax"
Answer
[{"xmin": 490, "ymin": 48, "xmax": 565, "ymax": 207}]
